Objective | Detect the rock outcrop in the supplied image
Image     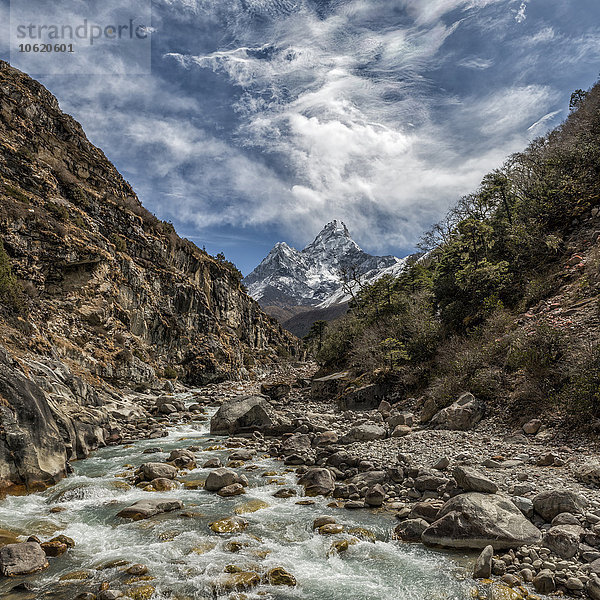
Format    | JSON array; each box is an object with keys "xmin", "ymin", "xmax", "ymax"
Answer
[
  {"xmin": 0, "ymin": 60, "xmax": 296, "ymax": 386},
  {"xmin": 0, "ymin": 348, "xmax": 67, "ymax": 491},
  {"xmin": 428, "ymin": 393, "xmax": 485, "ymax": 430}
]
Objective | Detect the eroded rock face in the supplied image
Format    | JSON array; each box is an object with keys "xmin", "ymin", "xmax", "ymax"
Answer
[
  {"xmin": 0, "ymin": 60, "xmax": 298, "ymax": 488},
  {"xmin": 0, "ymin": 349, "xmax": 67, "ymax": 491},
  {"xmin": 422, "ymin": 492, "xmax": 542, "ymax": 550},
  {"xmin": 0, "ymin": 62, "xmax": 297, "ymax": 388}
]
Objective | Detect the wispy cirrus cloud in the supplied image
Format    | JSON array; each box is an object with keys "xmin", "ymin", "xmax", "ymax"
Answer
[
  {"xmin": 513, "ymin": 0, "xmax": 530, "ymax": 23},
  {"xmin": 6, "ymin": 0, "xmax": 599, "ymax": 272},
  {"xmin": 458, "ymin": 56, "xmax": 494, "ymax": 69}
]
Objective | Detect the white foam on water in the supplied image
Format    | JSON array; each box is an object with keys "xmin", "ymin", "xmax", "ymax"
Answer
[{"xmin": 0, "ymin": 412, "xmax": 473, "ymax": 600}]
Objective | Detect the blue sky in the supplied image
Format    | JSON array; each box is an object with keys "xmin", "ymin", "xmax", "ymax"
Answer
[{"xmin": 1, "ymin": 0, "xmax": 600, "ymax": 274}]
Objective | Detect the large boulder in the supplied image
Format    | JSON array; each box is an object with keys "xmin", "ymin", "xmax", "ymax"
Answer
[
  {"xmin": 422, "ymin": 492, "xmax": 542, "ymax": 550},
  {"xmin": 532, "ymin": 490, "xmax": 588, "ymax": 521},
  {"xmin": 350, "ymin": 471, "xmax": 387, "ymax": 488},
  {"xmin": 205, "ymin": 468, "xmax": 247, "ymax": 492},
  {"xmin": 542, "ymin": 525, "xmax": 583, "ymax": 559},
  {"xmin": 393, "ymin": 519, "xmax": 429, "ymax": 542},
  {"xmin": 0, "ymin": 542, "xmax": 49, "ymax": 576},
  {"xmin": 429, "ymin": 393, "xmax": 485, "ymax": 431},
  {"xmin": 137, "ymin": 462, "xmax": 177, "ymax": 482},
  {"xmin": 588, "ymin": 575, "xmax": 600, "ymax": 600},
  {"xmin": 313, "ymin": 431, "xmax": 338, "ymax": 446},
  {"xmin": 210, "ymin": 395, "xmax": 276, "ymax": 435},
  {"xmin": 573, "ymin": 461, "xmax": 600, "ymax": 486},
  {"xmin": 365, "ymin": 484, "xmax": 385, "ymax": 507},
  {"xmin": 473, "ymin": 545, "xmax": 494, "ymax": 579},
  {"xmin": 533, "ymin": 570, "xmax": 556, "ymax": 594},
  {"xmin": 168, "ymin": 449, "xmax": 195, "ymax": 468},
  {"xmin": 409, "ymin": 501, "xmax": 444, "ymax": 523},
  {"xmin": 414, "ymin": 474, "xmax": 448, "ymax": 492},
  {"xmin": 387, "ymin": 412, "xmax": 415, "ymax": 428},
  {"xmin": 117, "ymin": 499, "xmax": 183, "ymax": 521},
  {"xmin": 282, "ymin": 434, "xmax": 312, "ymax": 455},
  {"xmin": 453, "ymin": 466, "xmax": 498, "ymax": 494},
  {"xmin": 340, "ymin": 423, "xmax": 386, "ymax": 443},
  {"xmin": 311, "ymin": 372, "xmax": 353, "ymax": 400},
  {"xmin": 260, "ymin": 382, "xmax": 291, "ymax": 401},
  {"xmin": 337, "ymin": 384, "xmax": 388, "ymax": 411},
  {"xmin": 298, "ymin": 468, "xmax": 335, "ymax": 497}
]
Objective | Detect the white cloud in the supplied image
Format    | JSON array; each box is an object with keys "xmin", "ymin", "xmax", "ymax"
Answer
[
  {"xmin": 513, "ymin": 0, "xmax": 529, "ymax": 23},
  {"xmin": 526, "ymin": 26, "xmax": 556, "ymax": 44},
  {"xmin": 33, "ymin": 0, "xmax": 587, "ymax": 258},
  {"xmin": 458, "ymin": 56, "xmax": 494, "ymax": 69},
  {"xmin": 157, "ymin": 1, "xmax": 564, "ymax": 250},
  {"xmin": 468, "ymin": 85, "xmax": 558, "ymax": 136},
  {"xmin": 401, "ymin": 0, "xmax": 505, "ymax": 25}
]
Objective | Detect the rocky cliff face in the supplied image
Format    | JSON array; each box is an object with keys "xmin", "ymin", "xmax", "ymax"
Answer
[{"xmin": 0, "ymin": 60, "xmax": 298, "ymax": 490}]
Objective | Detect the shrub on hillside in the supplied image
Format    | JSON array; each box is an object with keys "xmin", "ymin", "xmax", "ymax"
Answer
[
  {"xmin": 0, "ymin": 241, "xmax": 20, "ymax": 309},
  {"xmin": 561, "ymin": 343, "xmax": 600, "ymax": 418}
]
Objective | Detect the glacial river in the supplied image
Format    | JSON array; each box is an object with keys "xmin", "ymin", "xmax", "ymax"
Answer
[{"xmin": 0, "ymin": 403, "xmax": 474, "ymax": 600}]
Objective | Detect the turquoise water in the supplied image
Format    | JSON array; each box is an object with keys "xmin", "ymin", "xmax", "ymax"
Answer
[{"xmin": 0, "ymin": 406, "xmax": 473, "ymax": 599}]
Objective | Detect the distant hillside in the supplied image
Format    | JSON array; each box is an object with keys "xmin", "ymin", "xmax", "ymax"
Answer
[
  {"xmin": 316, "ymin": 81, "xmax": 600, "ymax": 431},
  {"xmin": 281, "ymin": 302, "xmax": 350, "ymax": 338}
]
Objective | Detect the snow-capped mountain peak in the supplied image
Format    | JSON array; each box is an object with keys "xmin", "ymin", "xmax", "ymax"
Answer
[{"xmin": 244, "ymin": 221, "xmax": 408, "ymax": 309}]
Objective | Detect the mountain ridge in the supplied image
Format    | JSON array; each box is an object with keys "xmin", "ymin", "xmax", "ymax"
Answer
[{"xmin": 244, "ymin": 220, "xmax": 408, "ymax": 312}]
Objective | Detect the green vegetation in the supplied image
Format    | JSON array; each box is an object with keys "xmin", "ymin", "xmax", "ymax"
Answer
[
  {"xmin": 72, "ymin": 214, "xmax": 86, "ymax": 229},
  {"xmin": 0, "ymin": 241, "xmax": 20, "ymax": 309},
  {"xmin": 316, "ymin": 81, "xmax": 600, "ymax": 422},
  {"xmin": 3, "ymin": 184, "xmax": 29, "ymax": 204},
  {"xmin": 46, "ymin": 201, "xmax": 70, "ymax": 222},
  {"xmin": 215, "ymin": 252, "xmax": 244, "ymax": 283},
  {"xmin": 162, "ymin": 365, "xmax": 178, "ymax": 380},
  {"xmin": 110, "ymin": 233, "xmax": 127, "ymax": 252},
  {"xmin": 304, "ymin": 320, "xmax": 328, "ymax": 353}
]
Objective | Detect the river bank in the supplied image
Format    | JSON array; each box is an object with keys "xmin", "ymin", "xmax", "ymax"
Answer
[
  {"xmin": 1, "ymin": 365, "xmax": 600, "ymax": 599},
  {"xmin": 0, "ymin": 378, "xmax": 474, "ymax": 600}
]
